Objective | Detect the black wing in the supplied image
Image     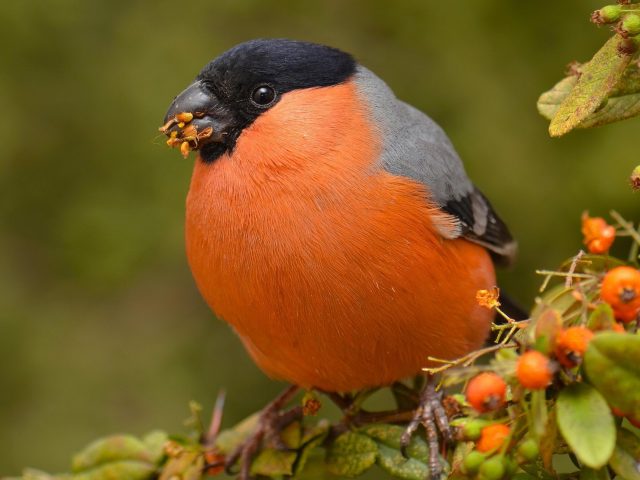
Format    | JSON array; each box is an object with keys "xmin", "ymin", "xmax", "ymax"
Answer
[{"xmin": 442, "ymin": 188, "xmax": 517, "ymax": 266}]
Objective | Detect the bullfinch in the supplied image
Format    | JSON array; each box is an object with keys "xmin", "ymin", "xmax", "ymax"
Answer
[{"xmin": 160, "ymin": 36, "xmax": 515, "ymax": 437}]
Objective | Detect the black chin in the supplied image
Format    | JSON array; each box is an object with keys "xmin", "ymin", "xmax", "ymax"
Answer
[{"xmin": 200, "ymin": 139, "xmax": 232, "ymax": 163}]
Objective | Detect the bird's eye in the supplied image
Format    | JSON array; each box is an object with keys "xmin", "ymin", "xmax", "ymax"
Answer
[{"xmin": 251, "ymin": 85, "xmax": 276, "ymax": 107}]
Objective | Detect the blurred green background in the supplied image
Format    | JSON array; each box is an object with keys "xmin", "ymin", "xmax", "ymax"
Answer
[{"xmin": 1, "ymin": 0, "xmax": 638, "ymax": 475}]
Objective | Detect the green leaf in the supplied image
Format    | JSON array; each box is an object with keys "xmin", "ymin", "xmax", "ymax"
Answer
[
  {"xmin": 376, "ymin": 444, "xmax": 429, "ymax": 480},
  {"xmin": 450, "ymin": 442, "xmax": 474, "ymax": 476},
  {"xmin": 158, "ymin": 449, "xmax": 203, "ymax": 480},
  {"xmin": 325, "ymin": 431, "xmax": 378, "ymax": 477},
  {"xmin": 531, "ymin": 390, "xmax": 549, "ymax": 441},
  {"xmin": 532, "ymin": 285, "xmax": 581, "ymax": 319},
  {"xmin": 213, "ymin": 413, "xmax": 259, "ymax": 455},
  {"xmin": 609, "ymin": 428, "xmax": 640, "ymax": 480},
  {"xmin": 519, "ymin": 460, "xmax": 558, "ymax": 480},
  {"xmin": 539, "ymin": 405, "xmax": 557, "ymax": 473},
  {"xmin": 511, "ymin": 474, "xmax": 538, "ymax": 480},
  {"xmin": 534, "ymin": 308, "xmax": 563, "ymax": 355},
  {"xmin": 71, "ymin": 435, "xmax": 156, "ymax": 473},
  {"xmin": 141, "ymin": 431, "xmax": 169, "ymax": 464},
  {"xmin": 250, "ymin": 422, "xmax": 301, "ymax": 476},
  {"xmin": 20, "ymin": 469, "xmax": 70, "ymax": 480},
  {"xmin": 556, "ymin": 383, "xmax": 616, "ymax": 469},
  {"xmin": 545, "ymin": 35, "xmax": 633, "ymax": 137},
  {"xmin": 251, "ymin": 448, "xmax": 297, "ymax": 477},
  {"xmin": 295, "ymin": 420, "xmax": 331, "ymax": 476},
  {"xmin": 587, "ymin": 304, "xmax": 616, "ymax": 331},
  {"xmin": 72, "ymin": 461, "xmax": 156, "ymax": 480},
  {"xmin": 584, "ymin": 332, "xmax": 640, "ymax": 419},
  {"xmin": 359, "ymin": 424, "xmax": 428, "ymax": 463},
  {"xmin": 358, "ymin": 424, "xmax": 441, "ymax": 480},
  {"xmin": 580, "ymin": 467, "xmax": 611, "ymax": 480}
]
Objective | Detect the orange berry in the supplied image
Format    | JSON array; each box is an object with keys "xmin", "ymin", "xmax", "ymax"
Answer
[
  {"xmin": 612, "ymin": 322, "xmax": 626, "ymax": 333},
  {"xmin": 476, "ymin": 424, "xmax": 511, "ymax": 453},
  {"xmin": 601, "ymin": 266, "xmax": 640, "ymax": 323},
  {"xmin": 581, "ymin": 213, "xmax": 616, "ymax": 254},
  {"xmin": 555, "ymin": 326, "xmax": 594, "ymax": 368},
  {"xmin": 465, "ymin": 372, "xmax": 507, "ymax": 412},
  {"xmin": 203, "ymin": 450, "xmax": 225, "ymax": 476},
  {"xmin": 516, "ymin": 351, "xmax": 553, "ymax": 389},
  {"xmin": 613, "ymin": 304, "xmax": 640, "ymax": 324}
]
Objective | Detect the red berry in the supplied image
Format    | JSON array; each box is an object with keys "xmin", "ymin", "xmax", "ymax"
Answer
[
  {"xmin": 476, "ymin": 424, "xmax": 511, "ymax": 453},
  {"xmin": 465, "ymin": 372, "xmax": 507, "ymax": 412},
  {"xmin": 601, "ymin": 267, "xmax": 640, "ymax": 323},
  {"xmin": 581, "ymin": 213, "xmax": 616, "ymax": 254},
  {"xmin": 555, "ymin": 326, "xmax": 594, "ymax": 368},
  {"xmin": 517, "ymin": 351, "xmax": 553, "ymax": 389}
]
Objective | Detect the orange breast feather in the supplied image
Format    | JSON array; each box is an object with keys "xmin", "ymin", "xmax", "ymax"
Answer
[{"xmin": 185, "ymin": 80, "xmax": 495, "ymax": 392}]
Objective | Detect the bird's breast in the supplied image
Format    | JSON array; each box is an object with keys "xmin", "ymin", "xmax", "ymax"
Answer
[{"xmin": 184, "ymin": 80, "xmax": 496, "ymax": 391}]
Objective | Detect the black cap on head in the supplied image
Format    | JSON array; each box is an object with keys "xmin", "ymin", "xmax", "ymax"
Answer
[
  {"xmin": 162, "ymin": 39, "xmax": 356, "ymax": 163},
  {"xmin": 198, "ymin": 39, "xmax": 356, "ymax": 98}
]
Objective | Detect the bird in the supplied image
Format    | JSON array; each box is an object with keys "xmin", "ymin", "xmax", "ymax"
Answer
[{"xmin": 160, "ymin": 38, "xmax": 516, "ymax": 476}]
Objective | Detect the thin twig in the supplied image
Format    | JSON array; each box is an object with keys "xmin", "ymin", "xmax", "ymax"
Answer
[
  {"xmin": 565, "ymin": 250, "xmax": 585, "ymax": 288},
  {"xmin": 423, "ymin": 343, "xmax": 517, "ymax": 375},
  {"xmin": 611, "ymin": 210, "xmax": 640, "ymax": 246},
  {"xmin": 535, "ymin": 270, "xmax": 594, "ymax": 279}
]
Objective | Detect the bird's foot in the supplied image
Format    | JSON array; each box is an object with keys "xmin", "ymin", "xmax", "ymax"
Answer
[
  {"xmin": 400, "ymin": 376, "xmax": 451, "ymax": 480},
  {"xmin": 224, "ymin": 385, "xmax": 302, "ymax": 480}
]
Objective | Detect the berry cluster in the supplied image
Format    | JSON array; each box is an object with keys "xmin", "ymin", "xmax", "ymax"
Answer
[
  {"xmin": 447, "ymin": 212, "xmax": 640, "ymax": 479},
  {"xmin": 591, "ymin": 4, "xmax": 640, "ymax": 54}
]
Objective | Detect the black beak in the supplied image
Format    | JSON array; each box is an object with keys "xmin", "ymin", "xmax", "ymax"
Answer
[{"xmin": 160, "ymin": 80, "xmax": 234, "ymax": 155}]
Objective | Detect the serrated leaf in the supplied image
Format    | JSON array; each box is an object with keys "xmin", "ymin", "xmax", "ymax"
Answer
[
  {"xmin": 71, "ymin": 435, "xmax": 155, "ymax": 473},
  {"xmin": 546, "ymin": 35, "xmax": 633, "ymax": 137},
  {"xmin": 325, "ymin": 432, "xmax": 377, "ymax": 477},
  {"xmin": 556, "ymin": 383, "xmax": 616, "ymax": 468},
  {"xmin": 376, "ymin": 443, "xmax": 429, "ymax": 480},
  {"xmin": 584, "ymin": 332, "xmax": 640, "ymax": 419},
  {"xmin": 540, "ymin": 61, "xmax": 640, "ymax": 133},
  {"xmin": 609, "ymin": 428, "xmax": 640, "ymax": 480}
]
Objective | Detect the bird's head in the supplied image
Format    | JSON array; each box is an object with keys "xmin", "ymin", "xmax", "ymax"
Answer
[{"xmin": 159, "ymin": 39, "xmax": 357, "ymax": 162}]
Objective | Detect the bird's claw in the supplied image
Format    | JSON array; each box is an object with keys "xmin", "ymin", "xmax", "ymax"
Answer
[
  {"xmin": 400, "ymin": 377, "xmax": 451, "ymax": 480},
  {"xmin": 224, "ymin": 386, "xmax": 302, "ymax": 480}
]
